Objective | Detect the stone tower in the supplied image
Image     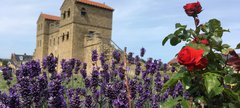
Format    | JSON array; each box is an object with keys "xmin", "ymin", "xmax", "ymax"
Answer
[{"xmin": 33, "ymin": 0, "xmax": 115, "ymax": 71}]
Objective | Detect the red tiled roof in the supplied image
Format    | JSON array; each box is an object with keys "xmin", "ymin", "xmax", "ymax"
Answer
[
  {"xmin": 41, "ymin": 13, "xmax": 60, "ymax": 21},
  {"xmin": 77, "ymin": 0, "xmax": 114, "ymax": 11}
]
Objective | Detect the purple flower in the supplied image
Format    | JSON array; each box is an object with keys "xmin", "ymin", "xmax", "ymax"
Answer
[
  {"xmin": 18, "ymin": 77, "xmax": 33, "ymax": 107},
  {"xmin": 135, "ymin": 65, "xmax": 141, "ymax": 76},
  {"xmin": 164, "ymin": 74, "xmax": 170, "ymax": 83},
  {"xmin": 85, "ymin": 95, "xmax": 92, "ymax": 108},
  {"xmin": 84, "ymin": 78, "xmax": 91, "ymax": 88},
  {"xmin": 91, "ymin": 69, "xmax": 99, "ymax": 88},
  {"xmin": 140, "ymin": 47, "xmax": 146, "ymax": 57},
  {"xmin": 155, "ymin": 72, "xmax": 163, "ymax": 92},
  {"xmin": 17, "ymin": 60, "xmax": 41, "ymax": 79},
  {"xmin": 172, "ymin": 82, "xmax": 183, "ymax": 98},
  {"xmin": 42, "ymin": 53, "xmax": 58, "ymax": 74},
  {"xmin": 151, "ymin": 95, "xmax": 159, "ymax": 108},
  {"xmin": 83, "ymin": 63, "xmax": 87, "ymax": 69},
  {"xmin": 161, "ymin": 88, "xmax": 170, "ymax": 101},
  {"xmin": 61, "ymin": 58, "xmax": 76, "ymax": 79},
  {"xmin": 74, "ymin": 60, "xmax": 81, "ymax": 74},
  {"xmin": 105, "ymin": 83, "xmax": 118, "ymax": 104},
  {"xmin": 80, "ymin": 69, "xmax": 87, "ymax": 79},
  {"xmin": 93, "ymin": 90, "xmax": 100, "ymax": 103},
  {"xmin": 183, "ymin": 91, "xmax": 190, "ymax": 99},
  {"xmin": 99, "ymin": 53, "xmax": 106, "ymax": 66},
  {"xmin": 118, "ymin": 63, "xmax": 125, "ymax": 80},
  {"xmin": 8, "ymin": 87, "xmax": 20, "ymax": 108},
  {"xmin": 127, "ymin": 52, "xmax": 135, "ymax": 64},
  {"xmin": 112, "ymin": 50, "xmax": 121, "ymax": 64},
  {"xmin": 113, "ymin": 90, "xmax": 128, "ymax": 108},
  {"xmin": 171, "ymin": 66, "xmax": 176, "ymax": 73},
  {"xmin": 92, "ymin": 50, "xmax": 98, "ymax": 62},
  {"xmin": 2, "ymin": 67, "xmax": 13, "ymax": 85},
  {"xmin": 48, "ymin": 75, "xmax": 67, "ymax": 108},
  {"xmin": 129, "ymin": 78, "xmax": 137, "ymax": 99},
  {"xmin": 67, "ymin": 89, "xmax": 82, "ymax": 108},
  {"xmin": 0, "ymin": 92, "xmax": 10, "ymax": 107}
]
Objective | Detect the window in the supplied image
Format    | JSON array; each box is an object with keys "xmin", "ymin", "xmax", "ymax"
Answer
[
  {"xmin": 58, "ymin": 37, "xmax": 60, "ymax": 44},
  {"xmin": 88, "ymin": 31, "xmax": 94, "ymax": 38},
  {"xmin": 50, "ymin": 39, "xmax": 52, "ymax": 46},
  {"xmin": 81, "ymin": 8, "xmax": 86, "ymax": 16},
  {"xmin": 68, "ymin": 8, "xmax": 71, "ymax": 17},
  {"xmin": 53, "ymin": 38, "xmax": 55, "ymax": 45},
  {"xmin": 66, "ymin": 32, "xmax": 69, "ymax": 40},
  {"xmin": 62, "ymin": 33, "xmax": 65, "ymax": 42},
  {"xmin": 62, "ymin": 11, "xmax": 66, "ymax": 19}
]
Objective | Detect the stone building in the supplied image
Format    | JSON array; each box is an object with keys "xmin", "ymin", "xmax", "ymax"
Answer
[
  {"xmin": 33, "ymin": 0, "xmax": 118, "ymax": 71},
  {"xmin": 11, "ymin": 53, "xmax": 33, "ymax": 69}
]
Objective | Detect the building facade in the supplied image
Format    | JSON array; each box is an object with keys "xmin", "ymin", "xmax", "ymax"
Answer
[{"xmin": 33, "ymin": 0, "xmax": 117, "ymax": 71}]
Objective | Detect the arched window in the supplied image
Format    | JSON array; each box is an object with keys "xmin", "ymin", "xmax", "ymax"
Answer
[
  {"xmin": 68, "ymin": 8, "xmax": 71, "ymax": 17},
  {"xmin": 50, "ymin": 39, "xmax": 52, "ymax": 46},
  {"xmin": 81, "ymin": 8, "xmax": 86, "ymax": 16},
  {"xmin": 62, "ymin": 33, "xmax": 65, "ymax": 42},
  {"xmin": 62, "ymin": 11, "xmax": 66, "ymax": 19},
  {"xmin": 88, "ymin": 31, "xmax": 94, "ymax": 38},
  {"xmin": 66, "ymin": 32, "xmax": 69, "ymax": 40},
  {"xmin": 58, "ymin": 37, "xmax": 60, "ymax": 44},
  {"xmin": 53, "ymin": 38, "xmax": 55, "ymax": 45}
]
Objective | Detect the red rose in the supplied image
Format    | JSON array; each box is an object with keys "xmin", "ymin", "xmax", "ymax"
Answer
[
  {"xmin": 195, "ymin": 58, "xmax": 208, "ymax": 69},
  {"xmin": 183, "ymin": 2, "xmax": 202, "ymax": 17},
  {"xmin": 177, "ymin": 46, "xmax": 208, "ymax": 71}
]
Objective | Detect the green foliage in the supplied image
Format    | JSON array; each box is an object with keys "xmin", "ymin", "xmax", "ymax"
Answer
[
  {"xmin": 170, "ymin": 36, "xmax": 181, "ymax": 46},
  {"xmin": 162, "ymin": 12, "xmax": 239, "ymax": 107},
  {"xmin": 236, "ymin": 43, "xmax": 240, "ymax": 49},
  {"xmin": 203, "ymin": 72, "xmax": 224, "ymax": 97},
  {"xmin": 160, "ymin": 97, "xmax": 180, "ymax": 108},
  {"xmin": 161, "ymin": 71, "xmax": 186, "ymax": 93}
]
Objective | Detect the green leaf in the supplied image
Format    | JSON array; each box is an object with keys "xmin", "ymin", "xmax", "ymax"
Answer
[
  {"xmin": 222, "ymin": 44, "xmax": 230, "ymax": 48},
  {"xmin": 224, "ymin": 75, "xmax": 237, "ymax": 84},
  {"xmin": 175, "ymin": 23, "xmax": 187, "ymax": 29},
  {"xmin": 201, "ymin": 24, "xmax": 210, "ymax": 33},
  {"xmin": 161, "ymin": 72, "xmax": 185, "ymax": 93},
  {"xmin": 195, "ymin": 26, "xmax": 201, "ymax": 35},
  {"xmin": 210, "ymin": 36, "xmax": 222, "ymax": 46},
  {"xmin": 188, "ymin": 29, "xmax": 197, "ymax": 37},
  {"xmin": 170, "ymin": 36, "xmax": 181, "ymax": 46},
  {"xmin": 181, "ymin": 99, "xmax": 189, "ymax": 108},
  {"xmin": 221, "ymin": 48, "xmax": 230, "ymax": 55},
  {"xmin": 203, "ymin": 72, "xmax": 224, "ymax": 97},
  {"xmin": 236, "ymin": 43, "xmax": 240, "ymax": 49},
  {"xmin": 162, "ymin": 36, "xmax": 169, "ymax": 46},
  {"xmin": 209, "ymin": 19, "xmax": 221, "ymax": 31},
  {"xmin": 182, "ymin": 74, "xmax": 191, "ymax": 90},
  {"xmin": 160, "ymin": 97, "xmax": 179, "ymax": 108},
  {"xmin": 162, "ymin": 34, "xmax": 175, "ymax": 46},
  {"xmin": 223, "ymin": 89, "xmax": 240, "ymax": 102},
  {"xmin": 174, "ymin": 29, "xmax": 184, "ymax": 36}
]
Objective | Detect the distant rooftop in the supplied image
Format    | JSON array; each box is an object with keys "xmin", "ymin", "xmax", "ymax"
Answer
[
  {"xmin": 77, "ymin": 0, "xmax": 114, "ymax": 11},
  {"xmin": 41, "ymin": 13, "xmax": 61, "ymax": 21}
]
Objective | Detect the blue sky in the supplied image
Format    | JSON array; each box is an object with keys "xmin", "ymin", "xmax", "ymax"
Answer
[{"xmin": 0, "ymin": 0, "xmax": 239, "ymax": 63}]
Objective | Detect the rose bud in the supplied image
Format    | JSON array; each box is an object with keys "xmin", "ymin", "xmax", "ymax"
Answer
[{"xmin": 183, "ymin": 1, "xmax": 202, "ymax": 17}]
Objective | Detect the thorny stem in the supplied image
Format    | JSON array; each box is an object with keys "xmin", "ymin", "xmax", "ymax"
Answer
[
  {"xmin": 193, "ymin": 16, "xmax": 198, "ymax": 29},
  {"xmin": 124, "ymin": 47, "xmax": 132, "ymax": 108}
]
